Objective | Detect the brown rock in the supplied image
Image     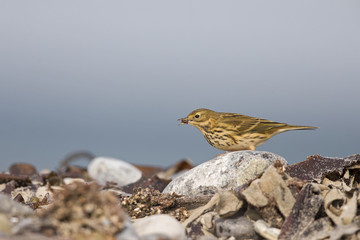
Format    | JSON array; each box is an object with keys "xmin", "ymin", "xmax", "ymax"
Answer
[
  {"xmin": 9, "ymin": 163, "xmax": 38, "ymax": 176},
  {"xmin": 278, "ymin": 183, "xmax": 323, "ymax": 240},
  {"xmin": 0, "ymin": 174, "xmax": 32, "ymax": 188},
  {"xmin": 285, "ymin": 154, "xmax": 360, "ymax": 182},
  {"xmin": 120, "ymin": 175, "xmax": 170, "ymax": 194}
]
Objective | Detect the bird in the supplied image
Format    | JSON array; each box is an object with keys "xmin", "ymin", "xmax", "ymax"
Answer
[{"xmin": 178, "ymin": 108, "xmax": 317, "ymax": 151}]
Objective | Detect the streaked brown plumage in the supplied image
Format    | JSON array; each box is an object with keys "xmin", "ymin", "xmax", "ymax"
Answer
[{"xmin": 178, "ymin": 108, "xmax": 317, "ymax": 151}]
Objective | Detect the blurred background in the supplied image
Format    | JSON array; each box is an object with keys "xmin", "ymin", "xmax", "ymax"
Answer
[{"xmin": 0, "ymin": 1, "xmax": 359, "ymax": 171}]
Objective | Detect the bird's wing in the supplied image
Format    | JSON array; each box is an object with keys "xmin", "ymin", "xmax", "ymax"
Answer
[{"xmin": 220, "ymin": 114, "xmax": 286, "ymax": 134}]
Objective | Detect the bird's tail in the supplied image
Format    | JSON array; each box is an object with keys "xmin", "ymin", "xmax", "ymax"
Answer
[{"xmin": 278, "ymin": 125, "xmax": 318, "ymax": 133}]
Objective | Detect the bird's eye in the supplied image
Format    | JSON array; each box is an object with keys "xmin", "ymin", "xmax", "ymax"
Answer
[{"xmin": 195, "ymin": 114, "xmax": 200, "ymax": 119}]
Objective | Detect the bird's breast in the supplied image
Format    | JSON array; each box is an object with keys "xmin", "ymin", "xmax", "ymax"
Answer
[{"xmin": 202, "ymin": 132, "xmax": 269, "ymax": 151}]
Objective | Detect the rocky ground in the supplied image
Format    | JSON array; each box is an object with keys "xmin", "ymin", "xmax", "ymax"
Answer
[{"xmin": 1, "ymin": 151, "xmax": 360, "ymax": 240}]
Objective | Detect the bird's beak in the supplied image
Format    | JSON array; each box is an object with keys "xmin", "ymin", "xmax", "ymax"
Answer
[{"xmin": 178, "ymin": 118, "xmax": 188, "ymax": 125}]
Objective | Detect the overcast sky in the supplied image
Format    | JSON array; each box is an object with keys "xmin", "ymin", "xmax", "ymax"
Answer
[{"xmin": 0, "ymin": 1, "xmax": 359, "ymax": 171}]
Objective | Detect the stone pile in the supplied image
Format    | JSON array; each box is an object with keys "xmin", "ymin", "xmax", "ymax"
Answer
[{"xmin": 0, "ymin": 151, "xmax": 360, "ymax": 239}]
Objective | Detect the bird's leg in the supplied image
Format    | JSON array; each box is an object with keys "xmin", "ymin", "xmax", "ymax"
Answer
[
  {"xmin": 249, "ymin": 146, "xmax": 256, "ymax": 151},
  {"xmin": 216, "ymin": 151, "xmax": 229, "ymax": 157}
]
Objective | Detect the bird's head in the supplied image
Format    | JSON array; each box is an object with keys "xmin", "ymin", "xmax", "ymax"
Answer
[{"xmin": 178, "ymin": 108, "xmax": 215, "ymax": 128}]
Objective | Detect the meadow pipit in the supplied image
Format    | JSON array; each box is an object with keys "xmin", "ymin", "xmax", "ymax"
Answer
[{"xmin": 178, "ymin": 108, "xmax": 317, "ymax": 151}]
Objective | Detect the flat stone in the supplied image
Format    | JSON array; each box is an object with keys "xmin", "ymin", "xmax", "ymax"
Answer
[
  {"xmin": 88, "ymin": 157, "xmax": 142, "ymax": 186},
  {"xmin": 258, "ymin": 166, "xmax": 295, "ymax": 217},
  {"xmin": 163, "ymin": 151, "xmax": 287, "ymax": 196},
  {"xmin": 215, "ymin": 216, "xmax": 260, "ymax": 239},
  {"xmin": 216, "ymin": 191, "xmax": 243, "ymax": 217},
  {"xmin": 242, "ymin": 166, "xmax": 296, "ymax": 222},
  {"xmin": 132, "ymin": 214, "xmax": 186, "ymax": 240},
  {"xmin": 241, "ymin": 179, "xmax": 269, "ymax": 207}
]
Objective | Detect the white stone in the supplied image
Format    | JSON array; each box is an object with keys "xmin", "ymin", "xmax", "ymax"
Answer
[
  {"xmin": 116, "ymin": 216, "xmax": 139, "ymax": 240},
  {"xmin": 0, "ymin": 193, "xmax": 33, "ymax": 217},
  {"xmin": 88, "ymin": 157, "xmax": 142, "ymax": 186},
  {"xmin": 254, "ymin": 220, "xmax": 280, "ymax": 240},
  {"xmin": 163, "ymin": 151, "xmax": 287, "ymax": 196},
  {"xmin": 132, "ymin": 214, "xmax": 186, "ymax": 240},
  {"xmin": 63, "ymin": 178, "xmax": 86, "ymax": 185}
]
